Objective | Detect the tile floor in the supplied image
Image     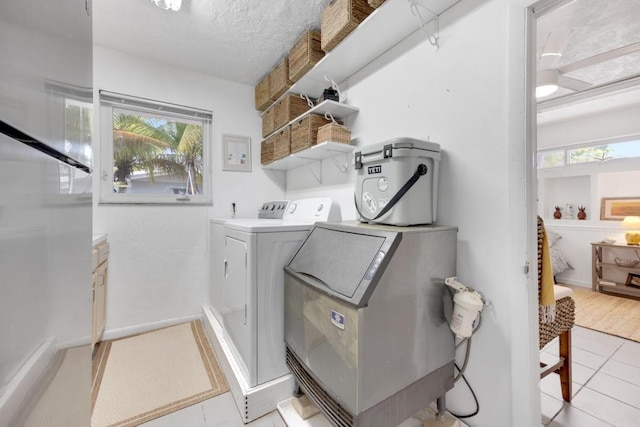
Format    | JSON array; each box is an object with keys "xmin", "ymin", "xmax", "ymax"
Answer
[
  {"xmin": 139, "ymin": 324, "xmax": 640, "ymax": 426},
  {"xmin": 139, "ymin": 392, "xmax": 286, "ymax": 426},
  {"xmin": 540, "ymin": 326, "xmax": 640, "ymax": 427}
]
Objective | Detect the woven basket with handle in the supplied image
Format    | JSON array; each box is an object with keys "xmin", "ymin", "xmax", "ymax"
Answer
[
  {"xmin": 274, "ymin": 93, "xmax": 312, "ymax": 130},
  {"xmin": 321, "ymin": 0, "xmax": 374, "ymax": 52},
  {"xmin": 261, "ymin": 136, "xmax": 275, "ymax": 165},
  {"xmin": 291, "ymin": 114, "xmax": 332, "ymax": 153},
  {"xmin": 289, "ymin": 30, "xmax": 324, "ymax": 82},
  {"xmin": 317, "ymin": 121, "xmax": 351, "ymax": 144},
  {"xmin": 262, "ymin": 106, "xmax": 275, "ymax": 137},
  {"xmin": 273, "ymin": 127, "xmax": 291, "ymax": 160},
  {"xmin": 269, "ymin": 57, "xmax": 293, "ymax": 102},
  {"xmin": 254, "ymin": 75, "xmax": 270, "ymax": 111}
]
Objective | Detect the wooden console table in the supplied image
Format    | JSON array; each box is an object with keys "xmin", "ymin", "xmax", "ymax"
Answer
[{"xmin": 592, "ymin": 242, "xmax": 640, "ymax": 298}]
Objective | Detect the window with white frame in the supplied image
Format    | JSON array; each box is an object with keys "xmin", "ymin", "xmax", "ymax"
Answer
[
  {"xmin": 99, "ymin": 91, "xmax": 212, "ymax": 204},
  {"xmin": 537, "ymin": 137, "xmax": 640, "ymax": 169},
  {"xmin": 44, "ymin": 81, "xmax": 94, "ymax": 194}
]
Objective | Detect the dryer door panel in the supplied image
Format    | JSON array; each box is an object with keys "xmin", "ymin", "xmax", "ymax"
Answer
[
  {"xmin": 224, "ymin": 235, "xmax": 247, "ymax": 326},
  {"xmin": 223, "ymin": 234, "xmax": 255, "ymax": 385}
]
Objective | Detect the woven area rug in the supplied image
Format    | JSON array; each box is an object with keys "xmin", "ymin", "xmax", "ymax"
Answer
[
  {"xmin": 91, "ymin": 320, "xmax": 228, "ymax": 427},
  {"xmin": 571, "ymin": 287, "xmax": 640, "ymax": 343}
]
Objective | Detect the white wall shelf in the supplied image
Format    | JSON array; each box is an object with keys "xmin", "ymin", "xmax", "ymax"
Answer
[
  {"xmin": 261, "ymin": 0, "xmax": 460, "ymax": 180},
  {"xmin": 308, "ymin": 100, "xmax": 359, "ymax": 119},
  {"xmin": 262, "ymin": 141, "xmax": 353, "ymax": 176},
  {"xmin": 540, "ymin": 174, "xmax": 591, "ymax": 221},
  {"xmin": 289, "ymin": 0, "xmax": 460, "ymax": 98}
]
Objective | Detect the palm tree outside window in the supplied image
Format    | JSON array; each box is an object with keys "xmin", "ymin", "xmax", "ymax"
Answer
[{"xmin": 99, "ymin": 91, "xmax": 212, "ymax": 204}]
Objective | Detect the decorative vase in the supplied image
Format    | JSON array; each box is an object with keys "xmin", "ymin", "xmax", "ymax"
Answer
[
  {"xmin": 565, "ymin": 203, "xmax": 575, "ymax": 220},
  {"xmin": 577, "ymin": 206, "xmax": 587, "ymax": 220},
  {"xmin": 553, "ymin": 206, "xmax": 562, "ymax": 219}
]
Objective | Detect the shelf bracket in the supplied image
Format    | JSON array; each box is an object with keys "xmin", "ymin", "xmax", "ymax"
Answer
[
  {"xmin": 408, "ymin": 0, "xmax": 439, "ymax": 48},
  {"xmin": 323, "ymin": 75, "xmax": 346, "ymax": 103},
  {"xmin": 297, "ymin": 156, "xmax": 323, "ymax": 184},
  {"xmin": 300, "ymin": 93, "xmax": 314, "ymax": 108},
  {"xmin": 331, "ymin": 153, "xmax": 349, "ymax": 174}
]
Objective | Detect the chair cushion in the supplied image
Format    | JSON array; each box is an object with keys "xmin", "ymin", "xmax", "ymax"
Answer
[{"xmin": 554, "ymin": 285, "xmax": 573, "ymax": 301}]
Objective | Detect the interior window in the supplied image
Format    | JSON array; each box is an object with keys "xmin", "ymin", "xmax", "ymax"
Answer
[
  {"xmin": 538, "ymin": 139, "xmax": 640, "ymax": 169},
  {"xmin": 99, "ymin": 91, "xmax": 212, "ymax": 204},
  {"xmin": 568, "ymin": 140, "xmax": 640, "ymax": 164},
  {"xmin": 537, "ymin": 149, "xmax": 565, "ymax": 168}
]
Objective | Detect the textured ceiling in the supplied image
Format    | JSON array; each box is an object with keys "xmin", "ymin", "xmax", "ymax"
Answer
[
  {"xmin": 14, "ymin": 0, "xmax": 638, "ymax": 118},
  {"xmin": 536, "ymin": 0, "xmax": 640, "ymax": 120},
  {"xmin": 93, "ymin": 0, "xmax": 332, "ymax": 86}
]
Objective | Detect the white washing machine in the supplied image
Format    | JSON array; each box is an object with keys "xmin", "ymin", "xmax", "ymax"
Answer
[{"xmin": 207, "ymin": 198, "xmax": 340, "ymax": 422}]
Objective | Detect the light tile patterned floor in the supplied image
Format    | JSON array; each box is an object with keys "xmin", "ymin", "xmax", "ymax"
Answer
[
  {"xmin": 140, "ymin": 324, "xmax": 640, "ymax": 426},
  {"xmin": 541, "ymin": 326, "xmax": 640, "ymax": 427},
  {"xmin": 139, "ymin": 391, "xmax": 286, "ymax": 426}
]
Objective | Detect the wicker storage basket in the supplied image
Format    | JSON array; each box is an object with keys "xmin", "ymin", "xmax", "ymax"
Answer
[
  {"xmin": 317, "ymin": 121, "xmax": 351, "ymax": 144},
  {"xmin": 289, "ymin": 30, "xmax": 324, "ymax": 82},
  {"xmin": 368, "ymin": 0, "xmax": 385, "ymax": 8},
  {"xmin": 269, "ymin": 57, "xmax": 293, "ymax": 101},
  {"xmin": 255, "ymin": 75, "xmax": 270, "ymax": 111},
  {"xmin": 262, "ymin": 106, "xmax": 275, "ymax": 138},
  {"xmin": 261, "ymin": 135, "xmax": 276, "ymax": 165},
  {"xmin": 274, "ymin": 93, "xmax": 312, "ymax": 130},
  {"xmin": 291, "ymin": 114, "xmax": 334, "ymax": 153},
  {"xmin": 273, "ymin": 127, "xmax": 291, "ymax": 160},
  {"xmin": 321, "ymin": 0, "xmax": 375, "ymax": 52}
]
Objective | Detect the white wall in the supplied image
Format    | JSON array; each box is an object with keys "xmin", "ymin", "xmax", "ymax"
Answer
[
  {"xmin": 286, "ymin": 1, "xmax": 538, "ymax": 425},
  {"xmin": 538, "ymin": 102, "xmax": 640, "ymax": 149},
  {"xmin": 546, "ymin": 222, "xmax": 628, "ymax": 287},
  {"xmin": 538, "ymin": 159, "xmax": 640, "ymax": 286},
  {"xmin": 93, "ymin": 47, "xmax": 285, "ymax": 334}
]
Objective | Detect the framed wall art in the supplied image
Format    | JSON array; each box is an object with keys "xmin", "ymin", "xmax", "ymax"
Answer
[
  {"xmin": 222, "ymin": 134, "xmax": 251, "ymax": 172},
  {"xmin": 626, "ymin": 273, "xmax": 640, "ymax": 289},
  {"xmin": 600, "ymin": 197, "xmax": 640, "ymax": 221}
]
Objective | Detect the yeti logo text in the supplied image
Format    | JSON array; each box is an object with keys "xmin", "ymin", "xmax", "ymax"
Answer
[{"xmin": 368, "ymin": 165, "xmax": 382, "ymax": 174}]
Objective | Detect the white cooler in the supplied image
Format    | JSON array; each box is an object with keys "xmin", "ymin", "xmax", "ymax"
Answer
[{"xmin": 355, "ymin": 138, "xmax": 441, "ymax": 226}]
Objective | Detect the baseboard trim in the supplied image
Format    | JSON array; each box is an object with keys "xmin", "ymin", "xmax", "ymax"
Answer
[
  {"xmin": 57, "ymin": 335, "xmax": 91, "ymax": 350},
  {"xmin": 556, "ymin": 279, "xmax": 591, "ymax": 288},
  {"xmin": 0, "ymin": 338, "xmax": 57, "ymax": 426},
  {"xmin": 102, "ymin": 313, "xmax": 202, "ymax": 341}
]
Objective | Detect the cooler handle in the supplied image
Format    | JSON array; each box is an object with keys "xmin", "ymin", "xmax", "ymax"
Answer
[{"xmin": 355, "ymin": 163, "xmax": 428, "ymax": 221}]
